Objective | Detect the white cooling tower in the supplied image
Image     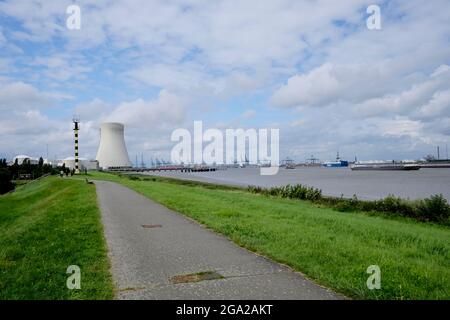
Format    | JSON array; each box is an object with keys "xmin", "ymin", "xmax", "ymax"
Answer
[{"xmin": 96, "ymin": 122, "xmax": 132, "ymax": 169}]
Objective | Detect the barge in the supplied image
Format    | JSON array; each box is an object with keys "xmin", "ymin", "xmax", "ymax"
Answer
[{"xmin": 350, "ymin": 162, "xmax": 420, "ymax": 171}]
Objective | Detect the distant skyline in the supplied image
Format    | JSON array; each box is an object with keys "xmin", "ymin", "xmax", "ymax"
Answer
[{"xmin": 0, "ymin": 0, "xmax": 449, "ymax": 163}]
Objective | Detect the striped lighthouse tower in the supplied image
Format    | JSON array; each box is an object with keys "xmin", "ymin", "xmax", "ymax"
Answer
[{"xmin": 73, "ymin": 117, "xmax": 80, "ymax": 174}]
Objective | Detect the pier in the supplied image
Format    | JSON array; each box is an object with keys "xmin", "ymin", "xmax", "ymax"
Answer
[{"xmin": 106, "ymin": 166, "xmax": 217, "ymax": 173}]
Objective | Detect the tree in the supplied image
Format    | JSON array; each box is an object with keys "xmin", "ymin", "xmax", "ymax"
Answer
[
  {"xmin": 0, "ymin": 159, "xmax": 7, "ymax": 168},
  {"xmin": 36, "ymin": 157, "xmax": 44, "ymax": 177},
  {"xmin": 43, "ymin": 163, "xmax": 53, "ymax": 174},
  {"xmin": 0, "ymin": 168, "xmax": 14, "ymax": 194}
]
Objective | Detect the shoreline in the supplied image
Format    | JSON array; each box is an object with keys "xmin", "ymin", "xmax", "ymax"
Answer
[{"xmin": 137, "ymin": 167, "xmax": 450, "ymax": 202}]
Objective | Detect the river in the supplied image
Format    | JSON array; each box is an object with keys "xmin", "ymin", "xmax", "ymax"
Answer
[{"xmin": 144, "ymin": 167, "xmax": 450, "ymax": 201}]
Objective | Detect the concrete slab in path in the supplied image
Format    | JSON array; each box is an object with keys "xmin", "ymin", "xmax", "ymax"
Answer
[{"xmin": 95, "ymin": 180, "xmax": 343, "ymax": 300}]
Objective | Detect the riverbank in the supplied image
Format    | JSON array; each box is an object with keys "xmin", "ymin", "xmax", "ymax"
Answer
[
  {"xmin": 88, "ymin": 171, "xmax": 450, "ymax": 299},
  {"xmin": 143, "ymin": 167, "xmax": 450, "ymax": 201}
]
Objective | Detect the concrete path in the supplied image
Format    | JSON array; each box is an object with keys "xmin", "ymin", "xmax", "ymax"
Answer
[{"xmin": 95, "ymin": 180, "xmax": 342, "ymax": 300}]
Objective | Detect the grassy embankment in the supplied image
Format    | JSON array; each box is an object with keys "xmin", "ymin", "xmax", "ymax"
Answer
[
  {"xmin": 0, "ymin": 176, "xmax": 113, "ymax": 299},
  {"xmin": 88, "ymin": 171, "xmax": 449, "ymax": 300}
]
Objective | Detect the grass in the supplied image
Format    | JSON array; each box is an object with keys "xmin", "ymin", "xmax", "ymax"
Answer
[
  {"xmin": 0, "ymin": 176, "xmax": 114, "ymax": 299},
  {"xmin": 88, "ymin": 171, "xmax": 450, "ymax": 300},
  {"xmin": 248, "ymin": 184, "xmax": 450, "ymax": 224}
]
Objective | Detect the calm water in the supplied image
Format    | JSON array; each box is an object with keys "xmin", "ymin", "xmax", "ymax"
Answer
[{"xmin": 145, "ymin": 167, "xmax": 450, "ymax": 201}]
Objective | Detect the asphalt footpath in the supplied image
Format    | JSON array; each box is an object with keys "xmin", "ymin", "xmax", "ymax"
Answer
[{"xmin": 95, "ymin": 180, "xmax": 343, "ymax": 300}]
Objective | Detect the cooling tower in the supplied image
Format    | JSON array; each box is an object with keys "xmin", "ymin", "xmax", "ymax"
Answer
[{"xmin": 96, "ymin": 122, "xmax": 132, "ymax": 169}]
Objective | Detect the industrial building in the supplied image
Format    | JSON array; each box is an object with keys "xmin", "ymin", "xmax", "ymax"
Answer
[
  {"xmin": 96, "ymin": 122, "xmax": 132, "ymax": 169},
  {"xmin": 10, "ymin": 155, "xmax": 57, "ymax": 166},
  {"xmin": 12, "ymin": 155, "xmax": 39, "ymax": 165},
  {"xmin": 58, "ymin": 157, "xmax": 99, "ymax": 171}
]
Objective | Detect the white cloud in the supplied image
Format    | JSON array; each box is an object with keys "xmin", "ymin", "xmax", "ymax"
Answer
[
  {"xmin": 126, "ymin": 63, "xmax": 209, "ymax": 92},
  {"xmin": 271, "ymin": 60, "xmax": 432, "ymax": 109},
  {"xmin": 74, "ymin": 98, "xmax": 112, "ymax": 120},
  {"xmin": 0, "ymin": 0, "xmax": 66, "ymax": 42},
  {"xmin": 30, "ymin": 54, "xmax": 92, "ymax": 81},
  {"xmin": 271, "ymin": 63, "xmax": 349, "ymax": 108},
  {"xmin": 0, "ymin": 82, "xmax": 51, "ymax": 111},
  {"xmin": 1, "ymin": 0, "xmax": 449, "ymax": 161},
  {"xmin": 416, "ymin": 90, "xmax": 450, "ymax": 119},
  {"xmin": 0, "ymin": 81, "xmax": 78, "ymax": 159},
  {"xmin": 105, "ymin": 90, "xmax": 186, "ymax": 127},
  {"xmin": 0, "ymin": 78, "xmax": 189, "ymax": 160},
  {"xmin": 378, "ymin": 118, "xmax": 424, "ymax": 139},
  {"xmin": 1, "ymin": 0, "xmax": 374, "ymax": 74},
  {"xmin": 354, "ymin": 65, "xmax": 450, "ymax": 118}
]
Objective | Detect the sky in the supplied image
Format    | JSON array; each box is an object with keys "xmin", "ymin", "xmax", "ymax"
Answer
[{"xmin": 0, "ymin": 0, "xmax": 449, "ymax": 164}]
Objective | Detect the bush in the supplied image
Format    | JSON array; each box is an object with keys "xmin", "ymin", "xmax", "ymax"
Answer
[
  {"xmin": 415, "ymin": 194, "xmax": 450, "ymax": 222},
  {"xmin": 247, "ymin": 183, "xmax": 450, "ymax": 225},
  {"xmin": 0, "ymin": 168, "xmax": 14, "ymax": 195},
  {"xmin": 334, "ymin": 195, "xmax": 360, "ymax": 212},
  {"xmin": 374, "ymin": 195, "xmax": 415, "ymax": 217},
  {"xmin": 248, "ymin": 184, "xmax": 322, "ymax": 201}
]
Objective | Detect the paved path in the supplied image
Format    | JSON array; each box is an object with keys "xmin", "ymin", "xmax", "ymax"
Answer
[{"xmin": 95, "ymin": 180, "xmax": 342, "ymax": 300}]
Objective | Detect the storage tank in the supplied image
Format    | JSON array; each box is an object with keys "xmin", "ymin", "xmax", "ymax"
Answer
[{"xmin": 96, "ymin": 122, "xmax": 132, "ymax": 169}]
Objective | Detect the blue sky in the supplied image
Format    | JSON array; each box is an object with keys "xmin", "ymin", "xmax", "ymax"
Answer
[{"xmin": 0, "ymin": 0, "xmax": 449, "ymax": 163}]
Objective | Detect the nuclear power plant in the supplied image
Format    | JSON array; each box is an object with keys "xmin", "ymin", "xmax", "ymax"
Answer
[{"xmin": 96, "ymin": 122, "xmax": 132, "ymax": 169}]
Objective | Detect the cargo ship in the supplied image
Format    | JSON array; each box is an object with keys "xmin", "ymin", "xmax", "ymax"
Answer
[
  {"xmin": 419, "ymin": 160, "xmax": 450, "ymax": 168},
  {"xmin": 322, "ymin": 152, "xmax": 348, "ymax": 168},
  {"xmin": 323, "ymin": 160, "xmax": 349, "ymax": 167},
  {"xmin": 350, "ymin": 161, "xmax": 420, "ymax": 171}
]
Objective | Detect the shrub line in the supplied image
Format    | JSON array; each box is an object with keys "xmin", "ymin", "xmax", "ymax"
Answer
[
  {"xmin": 247, "ymin": 184, "xmax": 450, "ymax": 225},
  {"xmin": 107, "ymin": 172, "xmax": 450, "ymax": 225}
]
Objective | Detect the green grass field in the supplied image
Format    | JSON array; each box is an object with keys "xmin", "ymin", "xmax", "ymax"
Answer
[
  {"xmin": 1, "ymin": 172, "xmax": 449, "ymax": 300},
  {"xmin": 0, "ymin": 176, "xmax": 113, "ymax": 299},
  {"xmin": 89, "ymin": 171, "xmax": 450, "ymax": 300}
]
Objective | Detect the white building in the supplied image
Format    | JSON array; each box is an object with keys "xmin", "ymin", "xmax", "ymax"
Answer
[
  {"xmin": 12, "ymin": 155, "xmax": 39, "ymax": 165},
  {"xmin": 96, "ymin": 122, "xmax": 132, "ymax": 169},
  {"xmin": 43, "ymin": 159, "xmax": 56, "ymax": 167},
  {"xmin": 58, "ymin": 157, "xmax": 99, "ymax": 171}
]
